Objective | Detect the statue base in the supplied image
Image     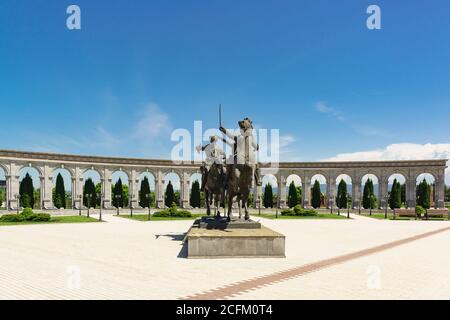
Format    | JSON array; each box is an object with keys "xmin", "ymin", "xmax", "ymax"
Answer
[{"xmin": 185, "ymin": 216, "xmax": 285, "ymax": 259}]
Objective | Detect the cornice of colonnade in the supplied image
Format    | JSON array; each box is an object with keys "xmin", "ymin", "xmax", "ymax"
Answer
[{"xmin": 0, "ymin": 149, "xmax": 447, "ymax": 172}]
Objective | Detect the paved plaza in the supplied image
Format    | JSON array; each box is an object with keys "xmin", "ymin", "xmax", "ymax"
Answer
[{"xmin": 0, "ymin": 213, "xmax": 450, "ymax": 300}]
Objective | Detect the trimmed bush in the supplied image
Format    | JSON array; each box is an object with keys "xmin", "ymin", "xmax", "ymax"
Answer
[
  {"xmin": 281, "ymin": 209, "xmax": 293, "ymax": 216},
  {"xmin": 416, "ymin": 205, "xmax": 426, "ymax": 216},
  {"xmin": 281, "ymin": 205, "xmax": 318, "ymax": 217},
  {"xmin": 0, "ymin": 214, "xmax": 25, "ymax": 222},
  {"xmin": 31, "ymin": 213, "xmax": 51, "ymax": 222},
  {"xmin": 153, "ymin": 203, "xmax": 192, "ymax": 218}
]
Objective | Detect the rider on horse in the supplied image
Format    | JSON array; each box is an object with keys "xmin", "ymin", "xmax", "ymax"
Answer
[
  {"xmin": 196, "ymin": 135, "xmax": 226, "ymax": 192},
  {"xmin": 219, "ymin": 117, "xmax": 261, "ymax": 187}
]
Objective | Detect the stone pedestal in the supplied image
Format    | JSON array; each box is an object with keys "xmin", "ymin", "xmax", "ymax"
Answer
[{"xmin": 186, "ymin": 217, "xmax": 285, "ymax": 259}]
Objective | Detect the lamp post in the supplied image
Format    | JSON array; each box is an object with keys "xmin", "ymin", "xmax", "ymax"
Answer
[
  {"xmin": 130, "ymin": 195, "xmax": 134, "ymax": 217},
  {"xmin": 115, "ymin": 194, "xmax": 121, "ymax": 215},
  {"xmin": 86, "ymin": 193, "xmax": 92, "ymax": 218},
  {"xmin": 275, "ymin": 197, "xmax": 279, "ymax": 219},
  {"xmin": 97, "ymin": 193, "xmax": 103, "ymax": 222},
  {"xmin": 384, "ymin": 194, "xmax": 389, "ymax": 219},
  {"xmin": 14, "ymin": 194, "xmax": 20, "ymax": 214},
  {"xmin": 359, "ymin": 199, "xmax": 362, "ymax": 215},
  {"xmin": 78, "ymin": 194, "xmax": 82, "ymax": 216},
  {"xmin": 146, "ymin": 193, "xmax": 151, "ymax": 220},
  {"xmin": 347, "ymin": 200, "xmax": 350, "ymax": 219}
]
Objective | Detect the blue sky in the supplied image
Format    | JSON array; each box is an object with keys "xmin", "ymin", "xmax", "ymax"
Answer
[{"xmin": 1, "ymin": 0, "xmax": 450, "ymax": 184}]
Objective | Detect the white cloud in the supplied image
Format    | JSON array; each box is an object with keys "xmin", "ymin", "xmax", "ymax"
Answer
[
  {"xmin": 323, "ymin": 143, "xmax": 450, "ymax": 184},
  {"xmin": 133, "ymin": 103, "xmax": 172, "ymax": 140}
]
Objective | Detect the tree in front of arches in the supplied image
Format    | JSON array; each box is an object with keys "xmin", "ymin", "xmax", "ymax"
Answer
[
  {"xmin": 139, "ymin": 176, "xmax": 151, "ymax": 208},
  {"xmin": 263, "ymin": 183, "xmax": 274, "ymax": 208},
  {"xmin": 416, "ymin": 178, "xmax": 431, "ymax": 209},
  {"xmin": 287, "ymin": 181, "xmax": 299, "ymax": 208},
  {"xmin": 389, "ymin": 179, "xmax": 402, "ymax": 209},
  {"xmin": 165, "ymin": 181, "xmax": 175, "ymax": 207},
  {"xmin": 53, "ymin": 173, "xmax": 66, "ymax": 209},
  {"xmin": 19, "ymin": 173, "xmax": 35, "ymax": 208},
  {"xmin": 190, "ymin": 180, "xmax": 201, "ymax": 208},
  {"xmin": 311, "ymin": 180, "xmax": 322, "ymax": 209},
  {"xmin": 83, "ymin": 178, "xmax": 97, "ymax": 208},
  {"xmin": 112, "ymin": 178, "xmax": 124, "ymax": 208},
  {"xmin": 337, "ymin": 179, "xmax": 348, "ymax": 209},
  {"xmin": 362, "ymin": 178, "xmax": 377, "ymax": 209}
]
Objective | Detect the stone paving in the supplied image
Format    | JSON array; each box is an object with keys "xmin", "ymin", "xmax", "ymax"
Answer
[{"xmin": 0, "ymin": 212, "xmax": 449, "ymax": 300}]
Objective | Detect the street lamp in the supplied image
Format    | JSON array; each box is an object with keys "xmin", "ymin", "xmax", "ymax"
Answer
[
  {"xmin": 384, "ymin": 194, "xmax": 389, "ymax": 219},
  {"xmin": 115, "ymin": 194, "xmax": 121, "ymax": 215},
  {"xmin": 78, "ymin": 194, "xmax": 82, "ymax": 216},
  {"xmin": 86, "ymin": 193, "xmax": 92, "ymax": 218},
  {"xmin": 14, "ymin": 194, "xmax": 21, "ymax": 214},
  {"xmin": 347, "ymin": 200, "xmax": 350, "ymax": 219},
  {"xmin": 146, "ymin": 193, "xmax": 151, "ymax": 220}
]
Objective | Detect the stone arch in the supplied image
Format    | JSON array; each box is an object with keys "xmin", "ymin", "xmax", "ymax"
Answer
[
  {"xmin": 164, "ymin": 172, "xmax": 181, "ymax": 206},
  {"xmin": 137, "ymin": 171, "xmax": 156, "ymax": 208},
  {"xmin": 18, "ymin": 166, "xmax": 42, "ymax": 209},
  {"xmin": 310, "ymin": 174, "xmax": 327, "ymax": 208},
  {"xmin": 111, "ymin": 170, "xmax": 130, "ymax": 208},
  {"xmin": 415, "ymin": 173, "xmax": 437, "ymax": 208},
  {"xmin": 51, "ymin": 168, "xmax": 73, "ymax": 209}
]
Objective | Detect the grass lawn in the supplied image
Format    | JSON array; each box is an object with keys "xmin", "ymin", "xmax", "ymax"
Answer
[
  {"xmin": 118, "ymin": 213, "xmax": 209, "ymax": 221},
  {"xmin": 360, "ymin": 213, "xmax": 449, "ymax": 221},
  {"xmin": 0, "ymin": 215, "xmax": 100, "ymax": 226},
  {"xmin": 252, "ymin": 213, "xmax": 349, "ymax": 220}
]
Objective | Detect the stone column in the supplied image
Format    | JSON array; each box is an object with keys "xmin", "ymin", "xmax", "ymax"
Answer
[
  {"xmin": 352, "ymin": 173, "xmax": 361, "ymax": 209},
  {"xmin": 406, "ymin": 172, "xmax": 416, "ymax": 209},
  {"xmin": 4, "ymin": 173, "xmax": 10, "ymax": 210},
  {"xmin": 302, "ymin": 176, "xmax": 311, "ymax": 209},
  {"xmin": 379, "ymin": 175, "xmax": 389, "ymax": 209},
  {"xmin": 42, "ymin": 165, "xmax": 54, "ymax": 209},
  {"xmin": 129, "ymin": 169, "xmax": 139, "ymax": 209},
  {"xmin": 253, "ymin": 184, "xmax": 262, "ymax": 209},
  {"xmin": 277, "ymin": 174, "xmax": 287, "ymax": 208},
  {"xmin": 436, "ymin": 169, "xmax": 446, "ymax": 208},
  {"xmin": 8, "ymin": 163, "xmax": 20, "ymax": 210},
  {"xmin": 327, "ymin": 174, "xmax": 337, "ymax": 209},
  {"xmin": 155, "ymin": 171, "xmax": 165, "ymax": 209},
  {"xmin": 180, "ymin": 171, "xmax": 190, "ymax": 209},
  {"xmin": 73, "ymin": 167, "xmax": 84, "ymax": 209},
  {"xmin": 102, "ymin": 168, "xmax": 112, "ymax": 209}
]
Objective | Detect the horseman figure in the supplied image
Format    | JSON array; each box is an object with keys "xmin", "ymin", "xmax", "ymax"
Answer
[
  {"xmin": 220, "ymin": 117, "xmax": 261, "ymax": 220},
  {"xmin": 196, "ymin": 135, "xmax": 226, "ymax": 216}
]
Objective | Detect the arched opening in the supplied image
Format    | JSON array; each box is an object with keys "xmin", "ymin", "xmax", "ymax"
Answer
[
  {"xmin": 189, "ymin": 173, "xmax": 202, "ymax": 208},
  {"xmin": 262, "ymin": 175, "xmax": 277, "ymax": 208},
  {"xmin": 164, "ymin": 172, "xmax": 180, "ymax": 207},
  {"xmin": 19, "ymin": 166, "xmax": 42, "ymax": 209},
  {"xmin": 310, "ymin": 174, "xmax": 327, "ymax": 208},
  {"xmin": 416, "ymin": 173, "xmax": 436, "ymax": 209},
  {"xmin": 286, "ymin": 174, "xmax": 302, "ymax": 208},
  {"xmin": 52, "ymin": 168, "xmax": 72, "ymax": 209},
  {"xmin": 336, "ymin": 174, "xmax": 352, "ymax": 209},
  {"xmin": 361, "ymin": 174, "xmax": 379, "ymax": 210},
  {"xmin": 388, "ymin": 174, "xmax": 406, "ymax": 209},
  {"xmin": 112, "ymin": 171, "xmax": 129, "ymax": 209},
  {"xmin": 138, "ymin": 172, "xmax": 155, "ymax": 208},
  {"xmin": 0, "ymin": 166, "xmax": 6, "ymax": 209},
  {"xmin": 83, "ymin": 169, "xmax": 101, "ymax": 209}
]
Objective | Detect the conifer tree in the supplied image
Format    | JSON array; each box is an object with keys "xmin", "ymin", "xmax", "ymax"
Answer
[
  {"xmin": 263, "ymin": 183, "xmax": 274, "ymax": 208},
  {"xmin": 417, "ymin": 178, "xmax": 431, "ymax": 209},
  {"xmin": 287, "ymin": 181, "xmax": 299, "ymax": 208},
  {"xmin": 112, "ymin": 178, "xmax": 124, "ymax": 208},
  {"xmin": 139, "ymin": 176, "xmax": 151, "ymax": 208},
  {"xmin": 54, "ymin": 173, "xmax": 66, "ymax": 209},
  {"xmin": 337, "ymin": 179, "xmax": 348, "ymax": 209},
  {"xmin": 165, "ymin": 181, "xmax": 175, "ymax": 207},
  {"xmin": 190, "ymin": 180, "xmax": 201, "ymax": 208},
  {"xmin": 389, "ymin": 179, "xmax": 402, "ymax": 209},
  {"xmin": 311, "ymin": 180, "xmax": 322, "ymax": 209}
]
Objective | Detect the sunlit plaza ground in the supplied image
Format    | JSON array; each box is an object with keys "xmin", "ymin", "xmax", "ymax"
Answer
[{"xmin": 1, "ymin": 211, "xmax": 450, "ymax": 300}]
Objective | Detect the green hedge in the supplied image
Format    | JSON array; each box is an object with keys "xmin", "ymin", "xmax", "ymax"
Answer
[
  {"xmin": 0, "ymin": 209, "xmax": 51, "ymax": 222},
  {"xmin": 153, "ymin": 203, "xmax": 192, "ymax": 218},
  {"xmin": 281, "ymin": 205, "xmax": 318, "ymax": 217}
]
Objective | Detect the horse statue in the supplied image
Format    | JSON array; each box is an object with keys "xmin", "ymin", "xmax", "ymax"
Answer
[
  {"xmin": 225, "ymin": 164, "xmax": 253, "ymax": 221},
  {"xmin": 203, "ymin": 162, "xmax": 226, "ymax": 217}
]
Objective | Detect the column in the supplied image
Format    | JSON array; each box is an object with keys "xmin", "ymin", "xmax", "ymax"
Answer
[
  {"xmin": 302, "ymin": 176, "xmax": 311, "ymax": 209},
  {"xmin": 156, "ymin": 171, "xmax": 164, "ymax": 209},
  {"xmin": 8, "ymin": 163, "xmax": 20, "ymax": 210},
  {"xmin": 253, "ymin": 184, "xmax": 262, "ymax": 209},
  {"xmin": 277, "ymin": 174, "xmax": 287, "ymax": 208},
  {"xmin": 102, "ymin": 168, "xmax": 112, "ymax": 209},
  {"xmin": 73, "ymin": 167, "xmax": 84, "ymax": 209},
  {"xmin": 379, "ymin": 175, "xmax": 389, "ymax": 209},
  {"xmin": 327, "ymin": 174, "xmax": 336, "ymax": 209},
  {"xmin": 42, "ymin": 165, "xmax": 54, "ymax": 209},
  {"xmin": 436, "ymin": 169, "xmax": 446, "ymax": 208},
  {"xmin": 406, "ymin": 173, "xmax": 416, "ymax": 209},
  {"xmin": 129, "ymin": 169, "xmax": 139, "ymax": 209},
  {"xmin": 4, "ymin": 173, "xmax": 10, "ymax": 210},
  {"xmin": 352, "ymin": 174, "xmax": 361, "ymax": 209},
  {"xmin": 180, "ymin": 171, "xmax": 190, "ymax": 209}
]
